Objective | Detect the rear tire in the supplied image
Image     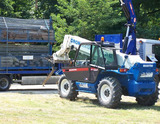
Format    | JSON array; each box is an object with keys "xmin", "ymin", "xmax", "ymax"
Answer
[
  {"xmin": 58, "ymin": 75, "xmax": 78, "ymax": 100},
  {"xmin": 136, "ymin": 76, "xmax": 159, "ymax": 106},
  {"xmin": 97, "ymin": 77, "xmax": 122, "ymax": 108},
  {"xmin": 0, "ymin": 75, "xmax": 11, "ymax": 91}
]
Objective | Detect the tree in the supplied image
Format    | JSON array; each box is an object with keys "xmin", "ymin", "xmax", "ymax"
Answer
[
  {"xmin": 0, "ymin": 0, "xmax": 34, "ymax": 19},
  {"xmin": 0, "ymin": 0, "xmax": 14, "ymax": 17},
  {"xmin": 133, "ymin": 0, "xmax": 160, "ymax": 39},
  {"xmin": 12, "ymin": 0, "xmax": 34, "ymax": 18},
  {"xmin": 51, "ymin": 0, "xmax": 125, "ymax": 51},
  {"xmin": 34, "ymin": 0, "xmax": 58, "ymax": 19}
]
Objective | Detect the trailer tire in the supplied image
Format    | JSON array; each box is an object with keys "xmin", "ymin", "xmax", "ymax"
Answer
[
  {"xmin": 0, "ymin": 75, "xmax": 11, "ymax": 91},
  {"xmin": 136, "ymin": 76, "xmax": 159, "ymax": 106},
  {"xmin": 58, "ymin": 75, "xmax": 78, "ymax": 101},
  {"xmin": 97, "ymin": 77, "xmax": 122, "ymax": 108}
]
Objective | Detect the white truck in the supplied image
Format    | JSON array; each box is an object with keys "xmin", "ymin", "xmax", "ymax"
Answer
[{"xmin": 136, "ymin": 38, "xmax": 160, "ymax": 78}]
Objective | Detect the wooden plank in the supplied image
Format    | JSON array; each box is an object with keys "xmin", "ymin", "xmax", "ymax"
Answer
[
  {"xmin": 42, "ymin": 68, "xmax": 55, "ymax": 86},
  {"xmin": 1, "ymin": 30, "xmax": 54, "ymax": 41}
]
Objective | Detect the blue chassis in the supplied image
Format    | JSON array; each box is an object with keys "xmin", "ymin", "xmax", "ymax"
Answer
[{"xmin": 75, "ymin": 63, "xmax": 158, "ymax": 97}]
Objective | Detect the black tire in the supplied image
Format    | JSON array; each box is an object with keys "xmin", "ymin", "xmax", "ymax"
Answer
[
  {"xmin": 58, "ymin": 75, "xmax": 78, "ymax": 100},
  {"xmin": 97, "ymin": 77, "xmax": 122, "ymax": 108},
  {"xmin": 0, "ymin": 75, "xmax": 11, "ymax": 91},
  {"xmin": 136, "ymin": 76, "xmax": 159, "ymax": 106}
]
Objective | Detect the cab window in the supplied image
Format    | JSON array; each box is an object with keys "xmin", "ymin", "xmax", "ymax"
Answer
[
  {"xmin": 75, "ymin": 45, "xmax": 91, "ymax": 67},
  {"xmin": 102, "ymin": 48, "xmax": 116, "ymax": 66},
  {"xmin": 91, "ymin": 45, "xmax": 105, "ymax": 67}
]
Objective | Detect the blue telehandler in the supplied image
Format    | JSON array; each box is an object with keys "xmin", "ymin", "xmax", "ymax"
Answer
[{"xmin": 51, "ymin": 0, "xmax": 159, "ymax": 108}]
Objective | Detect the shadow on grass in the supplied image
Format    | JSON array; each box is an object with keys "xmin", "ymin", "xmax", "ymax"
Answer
[
  {"xmin": 77, "ymin": 96, "xmax": 98, "ymax": 104},
  {"xmin": 119, "ymin": 101, "xmax": 160, "ymax": 111},
  {"xmin": 76, "ymin": 96, "xmax": 160, "ymax": 111}
]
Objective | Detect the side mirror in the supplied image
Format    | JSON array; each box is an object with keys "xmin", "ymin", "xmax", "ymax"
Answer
[{"xmin": 122, "ymin": 55, "xmax": 128, "ymax": 68}]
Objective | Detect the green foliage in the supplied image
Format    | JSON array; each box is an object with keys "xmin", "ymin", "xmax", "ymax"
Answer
[
  {"xmin": 133, "ymin": 0, "xmax": 160, "ymax": 39},
  {"xmin": 0, "ymin": 0, "xmax": 14, "ymax": 17},
  {"xmin": 0, "ymin": 0, "xmax": 34, "ymax": 18},
  {"xmin": 51, "ymin": 0, "xmax": 125, "ymax": 51},
  {"xmin": 34, "ymin": 0, "xmax": 58, "ymax": 19}
]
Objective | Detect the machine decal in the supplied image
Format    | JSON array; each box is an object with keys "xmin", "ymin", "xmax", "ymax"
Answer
[
  {"xmin": 143, "ymin": 65, "xmax": 153, "ymax": 67},
  {"xmin": 71, "ymin": 38, "xmax": 81, "ymax": 45},
  {"xmin": 69, "ymin": 69, "xmax": 77, "ymax": 72},
  {"xmin": 129, "ymin": 2, "xmax": 134, "ymax": 15},
  {"xmin": 91, "ymin": 67, "xmax": 98, "ymax": 71},
  {"xmin": 79, "ymin": 82, "xmax": 89, "ymax": 88},
  {"xmin": 140, "ymin": 72, "xmax": 153, "ymax": 78},
  {"xmin": 134, "ymin": 18, "xmax": 136, "ymax": 23},
  {"xmin": 63, "ymin": 68, "xmax": 89, "ymax": 72}
]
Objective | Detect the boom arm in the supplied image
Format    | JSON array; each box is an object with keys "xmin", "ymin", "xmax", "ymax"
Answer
[
  {"xmin": 120, "ymin": 0, "xmax": 137, "ymax": 55},
  {"xmin": 52, "ymin": 35, "xmax": 92, "ymax": 63}
]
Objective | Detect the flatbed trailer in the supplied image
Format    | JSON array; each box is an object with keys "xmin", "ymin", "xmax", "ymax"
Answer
[{"xmin": 0, "ymin": 17, "xmax": 60, "ymax": 91}]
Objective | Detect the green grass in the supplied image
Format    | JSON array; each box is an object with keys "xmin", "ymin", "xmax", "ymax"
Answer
[{"xmin": 0, "ymin": 91, "xmax": 160, "ymax": 124}]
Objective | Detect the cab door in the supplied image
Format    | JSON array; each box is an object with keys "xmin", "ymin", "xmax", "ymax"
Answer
[
  {"xmin": 89, "ymin": 45, "xmax": 105, "ymax": 82},
  {"xmin": 63, "ymin": 44, "xmax": 91, "ymax": 82}
]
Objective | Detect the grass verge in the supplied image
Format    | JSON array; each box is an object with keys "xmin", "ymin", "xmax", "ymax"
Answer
[{"xmin": 0, "ymin": 91, "xmax": 160, "ymax": 124}]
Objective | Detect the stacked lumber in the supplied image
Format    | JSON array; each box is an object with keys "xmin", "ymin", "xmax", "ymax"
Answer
[
  {"xmin": 0, "ymin": 56, "xmax": 49, "ymax": 68},
  {"xmin": 0, "ymin": 17, "xmax": 54, "ymax": 41},
  {"xmin": 1, "ymin": 57, "xmax": 14, "ymax": 67},
  {"xmin": 0, "ymin": 44, "xmax": 50, "ymax": 68},
  {"xmin": 0, "ymin": 30, "xmax": 54, "ymax": 41}
]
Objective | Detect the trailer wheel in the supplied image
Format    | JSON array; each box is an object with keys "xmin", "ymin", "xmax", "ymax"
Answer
[
  {"xmin": 136, "ymin": 76, "xmax": 159, "ymax": 106},
  {"xmin": 58, "ymin": 75, "xmax": 78, "ymax": 100},
  {"xmin": 97, "ymin": 77, "xmax": 122, "ymax": 108},
  {"xmin": 0, "ymin": 75, "xmax": 11, "ymax": 91}
]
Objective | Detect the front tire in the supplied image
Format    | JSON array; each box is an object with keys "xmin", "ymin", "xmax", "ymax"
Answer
[
  {"xmin": 58, "ymin": 75, "xmax": 78, "ymax": 100},
  {"xmin": 0, "ymin": 75, "xmax": 11, "ymax": 91},
  {"xmin": 136, "ymin": 76, "xmax": 159, "ymax": 106},
  {"xmin": 97, "ymin": 77, "xmax": 122, "ymax": 108}
]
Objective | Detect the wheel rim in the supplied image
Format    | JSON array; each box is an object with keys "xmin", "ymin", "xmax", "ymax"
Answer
[
  {"xmin": 100, "ymin": 84, "xmax": 112, "ymax": 103},
  {"xmin": 0, "ymin": 78, "xmax": 9, "ymax": 89},
  {"xmin": 61, "ymin": 79, "xmax": 70, "ymax": 96}
]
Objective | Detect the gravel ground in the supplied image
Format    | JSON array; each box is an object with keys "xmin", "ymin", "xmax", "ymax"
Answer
[
  {"xmin": 5, "ymin": 83, "xmax": 160, "ymax": 97},
  {"xmin": 5, "ymin": 83, "xmax": 59, "ymax": 94},
  {"xmin": 10, "ymin": 83, "xmax": 58, "ymax": 90}
]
